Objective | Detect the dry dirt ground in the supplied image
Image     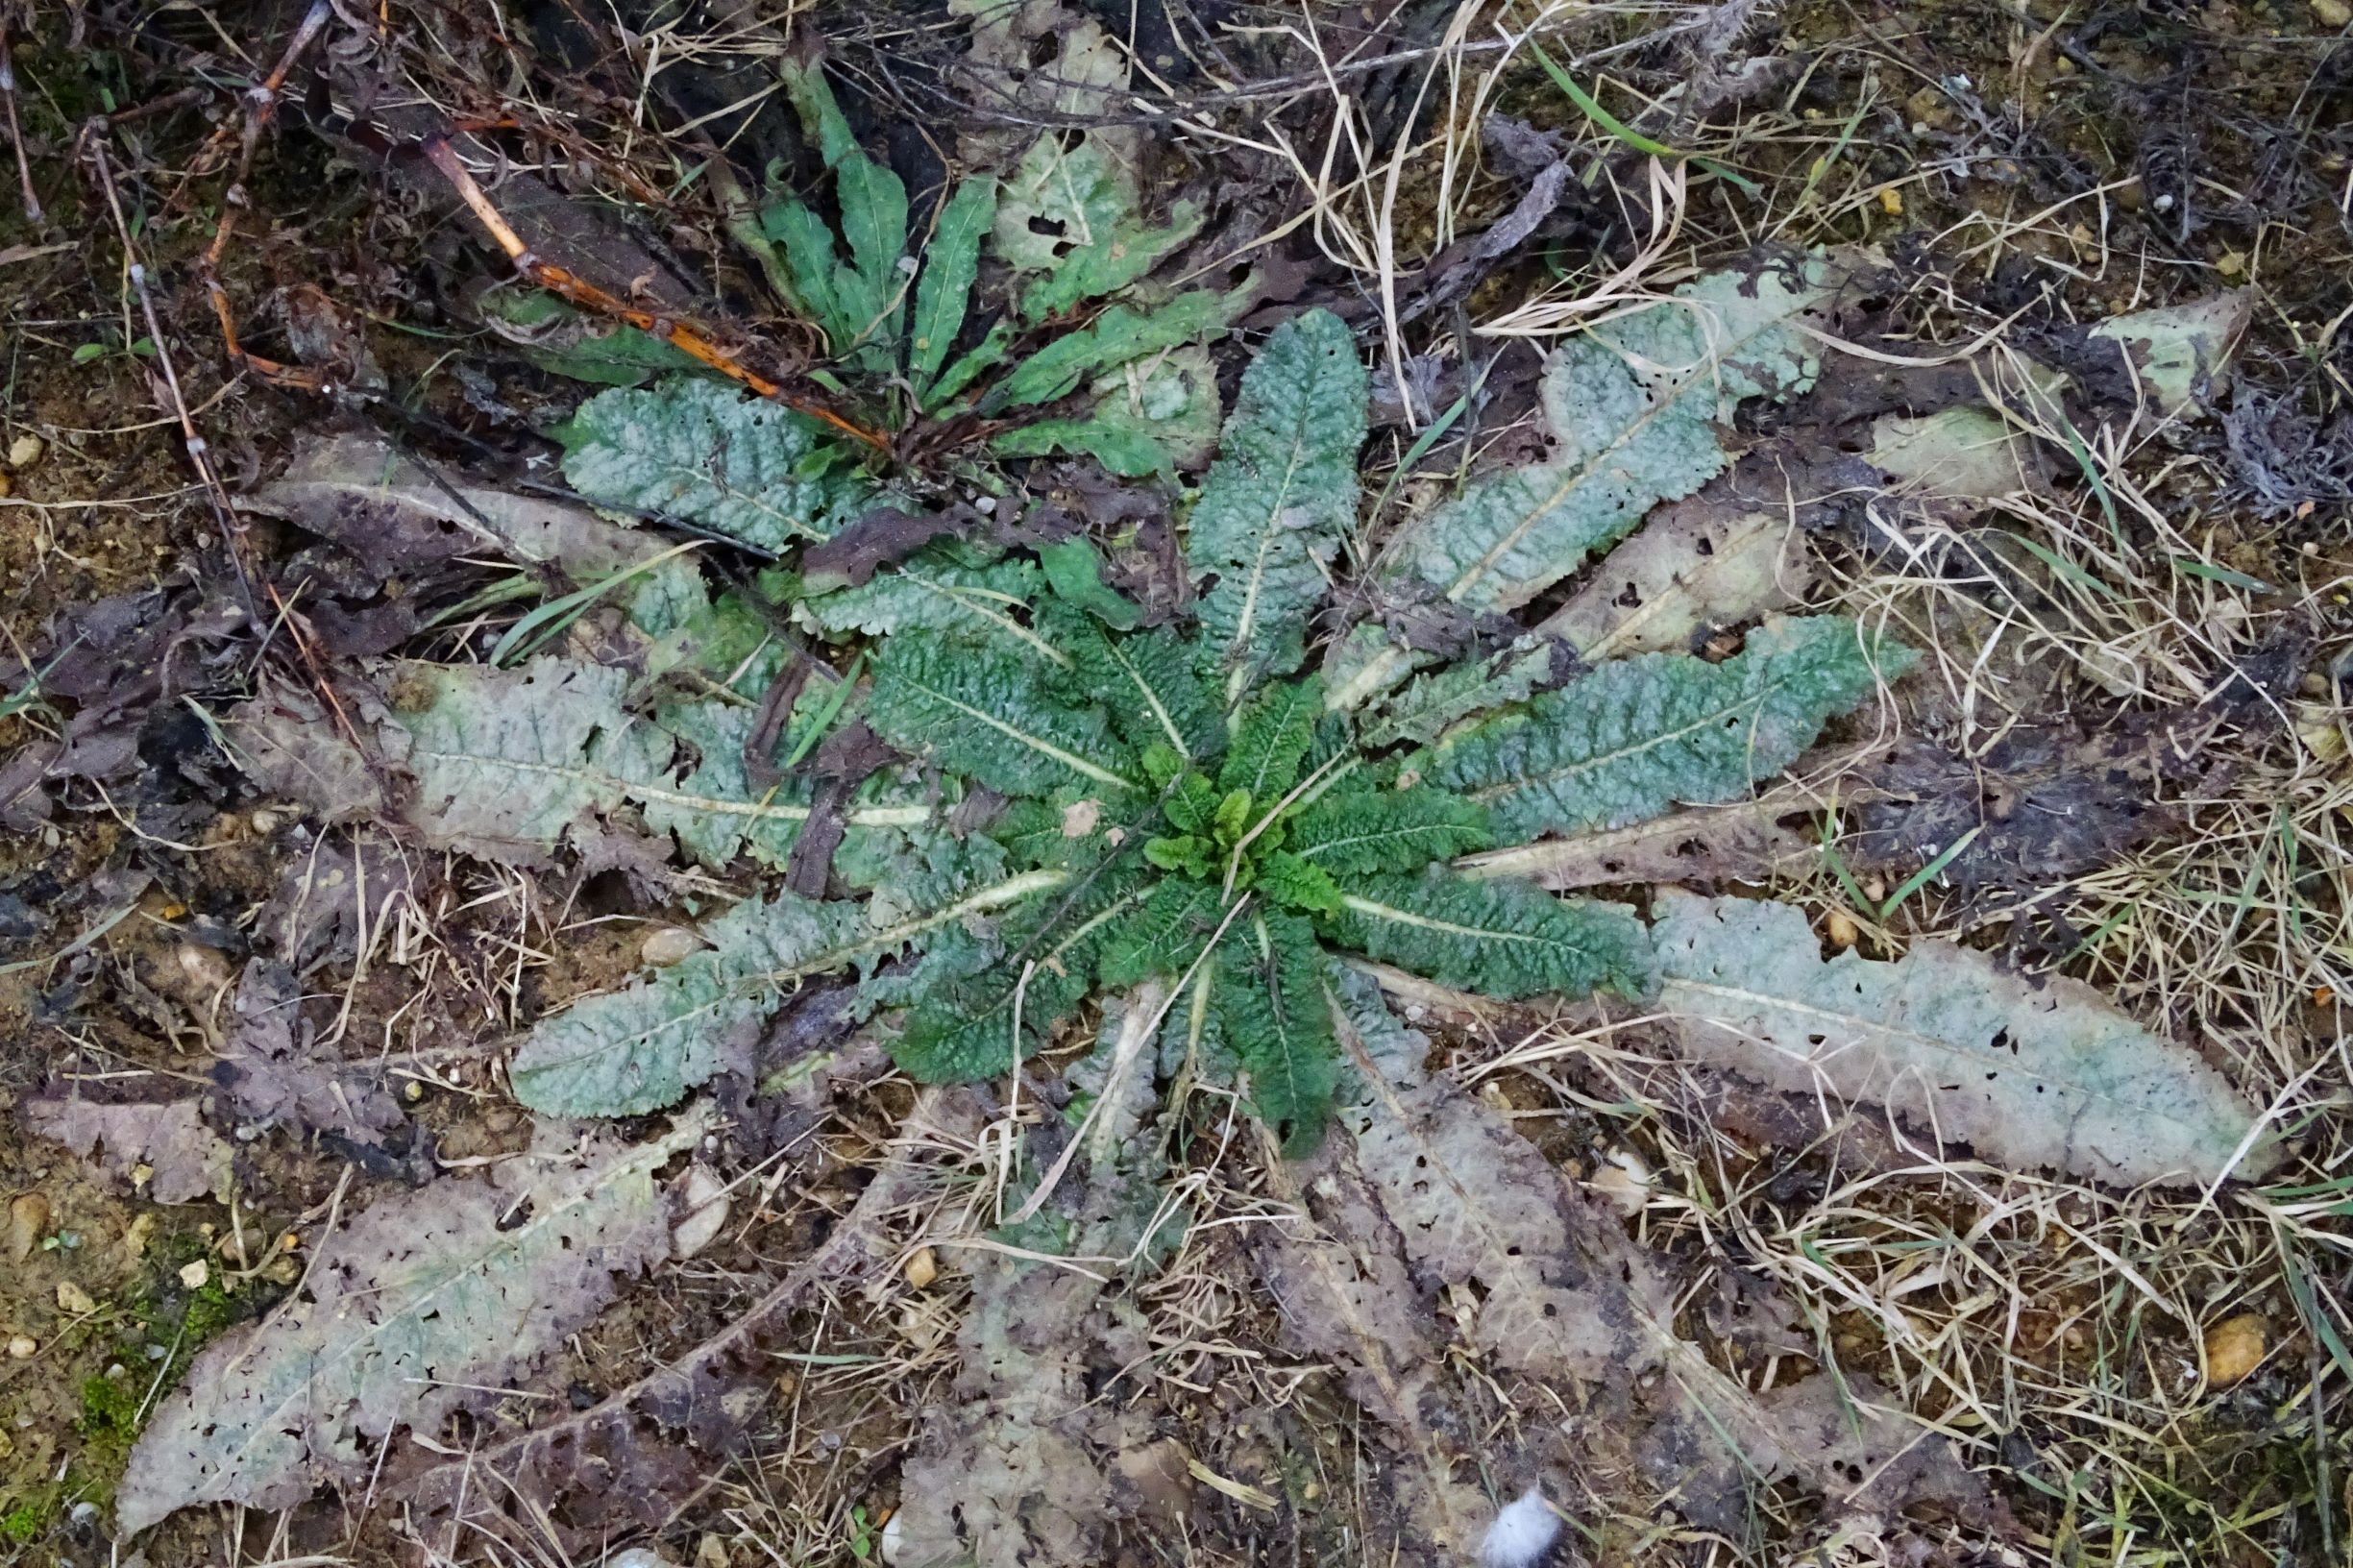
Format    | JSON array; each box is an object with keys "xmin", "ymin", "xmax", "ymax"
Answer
[{"xmin": 1, "ymin": 2, "xmax": 2350, "ymax": 1566}]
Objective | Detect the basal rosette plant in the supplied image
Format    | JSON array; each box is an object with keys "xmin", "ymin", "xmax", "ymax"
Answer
[{"xmin": 495, "ymin": 286, "xmax": 1907, "ymax": 1151}]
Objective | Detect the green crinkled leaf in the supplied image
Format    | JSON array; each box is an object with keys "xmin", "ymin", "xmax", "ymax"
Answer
[
  {"xmin": 1397, "ymin": 259, "xmax": 1830, "ymax": 616},
  {"xmin": 985, "ymin": 796, "xmax": 1113, "ymax": 871},
  {"xmin": 556, "ymin": 377, "xmax": 872, "ymax": 551},
  {"xmin": 912, "ymin": 175, "xmax": 997, "ymax": 388},
  {"xmin": 1361, "ymin": 642, "xmax": 1556, "ymax": 748},
  {"xmin": 1098, "ymin": 876, "xmax": 1227, "ymax": 987},
  {"xmin": 1161, "ymin": 772, "xmax": 1219, "ymax": 835},
  {"xmin": 1218, "ymin": 675, "xmax": 1322, "ymax": 806},
  {"xmin": 995, "ymin": 135, "xmax": 1201, "ymax": 320},
  {"xmin": 1215, "ymin": 911, "xmax": 1339, "ymax": 1155},
  {"xmin": 1287, "ymin": 786, "xmax": 1491, "ymax": 875},
  {"xmin": 993, "ymin": 292, "xmax": 1233, "ymax": 411},
  {"xmin": 1042, "ymin": 609, "xmax": 1222, "ymax": 764},
  {"xmin": 893, "ymin": 871, "xmax": 1151, "ymax": 1080},
  {"xmin": 1322, "ymin": 871, "xmax": 1653, "ymax": 999},
  {"xmin": 867, "ymin": 631, "xmax": 1139, "ymax": 798},
  {"xmin": 475, "ymin": 289, "xmax": 704, "ymax": 386},
  {"xmin": 1424, "ymin": 616, "xmax": 1907, "ymax": 845},
  {"xmin": 642, "ymin": 588, "xmax": 792, "ymax": 691},
  {"xmin": 1039, "ymin": 539, "xmax": 1143, "ymax": 629},
  {"xmin": 795, "ymin": 554, "xmax": 1055, "ymax": 659},
  {"xmin": 1258, "ymin": 850, "xmax": 1343, "ymax": 915},
  {"xmin": 1652, "ymin": 893, "xmax": 2280, "ymax": 1186},
  {"xmin": 394, "ymin": 658, "xmax": 672, "ymax": 864},
  {"xmin": 1189, "ymin": 309, "xmax": 1367, "ymax": 699},
  {"xmin": 509, "ymin": 870, "xmax": 1061, "ymax": 1115}
]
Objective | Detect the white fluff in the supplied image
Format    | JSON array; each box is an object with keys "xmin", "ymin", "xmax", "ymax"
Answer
[{"xmin": 1479, "ymin": 1486, "xmax": 1561, "ymax": 1568}]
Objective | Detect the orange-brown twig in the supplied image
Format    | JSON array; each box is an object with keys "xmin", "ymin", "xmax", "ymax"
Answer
[
  {"xmin": 419, "ymin": 135, "xmax": 889, "ymax": 454},
  {"xmin": 181, "ymin": 0, "xmax": 332, "ymax": 188},
  {"xmin": 201, "ymin": 200, "xmax": 332, "ymax": 393}
]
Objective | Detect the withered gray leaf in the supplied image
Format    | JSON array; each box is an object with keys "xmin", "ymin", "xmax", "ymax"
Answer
[
  {"xmin": 115, "ymin": 1115, "xmax": 701, "ymax": 1533},
  {"xmin": 21, "ymin": 1096, "xmax": 233, "ymax": 1206}
]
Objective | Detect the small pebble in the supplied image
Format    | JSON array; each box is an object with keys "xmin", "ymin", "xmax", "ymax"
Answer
[
  {"xmin": 2316, "ymin": 0, "xmax": 2350, "ymax": 25},
  {"xmin": 6, "ymin": 433, "xmax": 41, "ymax": 469},
  {"xmin": 6, "ymin": 1335, "xmax": 35, "ymax": 1360},
  {"xmin": 671, "ymin": 1164, "xmax": 730, "ymax": 1261},
  {"xmin": 180, "ymin": 1260, "xmax": 210, "ymax": 1290},
  {"xmin": 1826, "ymin": 909, "xmax": 1860, "ymax": 948},
  {"xmin": 56, "ymin": 1281, "xmax": 96, "ymax": 1314},
  {"xmin": 2203, "ymin": 1312, "xmax": 2267, "ymax": 1387},
  {"xmin": 8, "ymin": 1192, "xmax": 49, "ymax": 1262},
  {"xmin": 904, "ymin": 1245, "xmax": 939, "ymax": 1290},
  {"xmin": 176, "ymin": 942, "xmax": 233, "ymax": 994},
  {"xmin": 639, "ymin": 925, "xmax": 707, "ymax": 968}
]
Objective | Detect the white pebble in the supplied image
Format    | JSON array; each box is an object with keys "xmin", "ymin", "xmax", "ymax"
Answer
[{"xmin": 671, "ymin": 1164, "xmax": 731, "ymax": 1261}]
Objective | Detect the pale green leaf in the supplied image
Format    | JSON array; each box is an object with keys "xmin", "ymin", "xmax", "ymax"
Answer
[
  {"xmin": 1652, "ymin": 893, "xmax": 2280, "ymax": 1185},
  {"xmin": 1322, "ymin": 872, "xmax": 1653, "ymax": 999},
  {"xmin": 993, "ymin": 291, "xmax": 1232, "ymax": 411},
  {"xmin": 394, "ymin": 658, "xmax": 672, "ymax": 864},
  {"xmin": 866, "ymin": 631, "xmax": 1140, "ymax": 797},
  {"xmin": 1334, "ymin": 260, "xmax": 1833, "ymax": 706},
  {"xmin": 1424, "ymin": 616, "xmax": 1907, "ymax": 845},
  {"xmin": 993, "ymin": 344, "xmax": 1222, "ymax": 478},
  {"xmin": 1189, "ymin": 309, "xmax": 1366, "ymax": 699},
  {"xmin": 2087, "ymin": 288, "xmax": 2251, "ymax": 420},
  {"xmin": 1395, "ymin": 260, "xmax": 1830, "ymax": 616},
  {"xmin": 795, "ymin": 554, "xmax": 1054, "ymax": 660},
  {"xmin": 509, "ymin": 870, "xmax": 1064, "ymax": 1116},
  {"xmin": 115, "ymin": 1118, "xmax": 703, "ymax": 1533},
  {"xmin": 995, "ymin": 135, "xmax": 1201, "ymax": 320},
  {"xmin": 390, "ymin": 662, "xmax": 933, "ymax": 873},
  {"xmin": 1360, "ymin": 643, "xmax": 1556, "ymax": 748},
  {"xmin": 1039, "ymin": 539, "xmax": 1143, "ymax": 629},
  {"xmin": 911, "ymin": 175, "xmax": 998, "ymax": 387},
  {"xmin": 557, "ymin": 378, "xmax": 872, "ymax": 551}
]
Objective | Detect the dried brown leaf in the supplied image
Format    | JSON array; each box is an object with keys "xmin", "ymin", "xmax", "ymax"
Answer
[
  {"xmin": 388, "ymin": 1096, "xmax": 944, "ymax": 1559},
  {"xmin": 240, "ymin": 430, "xmax": 675, "ymax": 578},
  {"xmin": 890, "ymin": 1001, "xmax": 1166, "ymax": 1568},
  {"xmin": 1540, "ymin": 488, "xmax": 1817, "ymax": 660},
  {"xmin": 227, "ymin": 673, "xmax": 398, "ymax": 825},
  {"xmin": 1262, "ymin": 993, "xmax": 2006, "ymax": 1542},
  {"xmin": 21, "ymin": 1096, "xmax": 232, "ymax": 1205},
  {"xmin": 211, "ymin": 961, "xmax": 405, "ymax": 1146}
]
